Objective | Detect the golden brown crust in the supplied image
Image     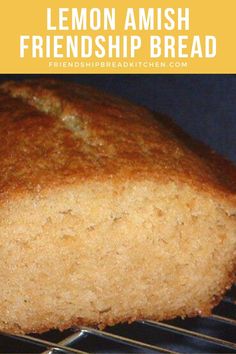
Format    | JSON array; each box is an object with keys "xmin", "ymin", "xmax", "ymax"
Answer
[
  {"xmin": 156, "ymin": 113, "xmax": 236, "ymax": 194},
  {"xmin": 0, "ymin": 78, "xmax": 235, "ymax": 205}
]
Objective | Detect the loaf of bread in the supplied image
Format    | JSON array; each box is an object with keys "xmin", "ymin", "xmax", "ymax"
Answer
[{"xmin": 0, "ymin": 79, "xmax": 235, "ymax": 334}]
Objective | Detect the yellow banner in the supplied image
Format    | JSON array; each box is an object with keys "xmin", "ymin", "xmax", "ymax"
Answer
[{"xmin": 0, "ymin": 0, "xmax": 235, "ymax": 73}]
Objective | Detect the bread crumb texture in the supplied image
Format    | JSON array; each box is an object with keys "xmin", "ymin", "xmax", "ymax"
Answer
[{"xmin": 0, "ymin": 79, "xmax": 235, "ymax": 334}]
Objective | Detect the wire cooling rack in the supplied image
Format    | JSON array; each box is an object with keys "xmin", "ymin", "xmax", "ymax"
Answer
[{"xmin": 0, "ymin": 285, "xmax": 235, "ymax": 354}]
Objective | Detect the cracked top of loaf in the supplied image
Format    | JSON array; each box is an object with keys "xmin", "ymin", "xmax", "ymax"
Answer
[{"xmin": 0, "ymin": 79, "xmax": 235, "ymax": 203}]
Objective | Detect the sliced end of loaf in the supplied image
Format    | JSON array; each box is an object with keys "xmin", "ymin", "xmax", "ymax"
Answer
[{"xmin": 0, "ymin": 180, "xmax": 235, "ymax": 333}]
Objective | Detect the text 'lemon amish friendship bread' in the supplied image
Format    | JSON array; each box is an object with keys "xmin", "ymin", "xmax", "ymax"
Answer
[{"xmin": 0, "ymin": 79, "xmax": 235, "ymax": 334}]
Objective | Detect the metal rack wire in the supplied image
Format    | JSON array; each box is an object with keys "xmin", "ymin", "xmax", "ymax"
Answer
[{"xmin": 1, "ymin": 285, "xmax": 235, "ymax": 353}]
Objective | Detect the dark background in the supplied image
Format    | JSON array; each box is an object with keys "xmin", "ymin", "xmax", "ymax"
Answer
[{"xmin": 0, "ymin": 74, "xmax": 235, "ymax": 163}]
